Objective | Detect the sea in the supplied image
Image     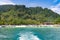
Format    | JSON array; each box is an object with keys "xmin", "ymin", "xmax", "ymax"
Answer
[{"xmin": 0, "ymin": 27, "xmax": 60, "ymax": 40}]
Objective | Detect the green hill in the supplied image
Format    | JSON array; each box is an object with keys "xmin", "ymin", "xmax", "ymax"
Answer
[{"xmin": 0, "ymin": 5, "xmax": 60, "ymax": 25}]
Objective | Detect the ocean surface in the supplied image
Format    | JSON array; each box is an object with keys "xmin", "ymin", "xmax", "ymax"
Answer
[{"xmin": 0, "ymin": 27, "xmax": 60, "ymax": 40}]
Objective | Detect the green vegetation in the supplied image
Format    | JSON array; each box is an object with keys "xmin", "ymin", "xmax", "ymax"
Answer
[{"xmin": 0, "ymin": 5, "xmax": 60, "ymax": 25}]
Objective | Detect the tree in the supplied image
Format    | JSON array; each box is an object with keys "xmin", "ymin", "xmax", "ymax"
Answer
[{"xmin": 54, "ymin": 17, "xmax": 60, "ymax": 24}]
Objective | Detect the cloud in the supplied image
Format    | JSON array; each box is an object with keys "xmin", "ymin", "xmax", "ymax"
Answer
[
  {"xmin": 0, "ymin": 0, "xmax": 15, "ymax": 5},
  {"xmin": 50, "ymin": 3, "xmax": 60, "ymax": 14}
]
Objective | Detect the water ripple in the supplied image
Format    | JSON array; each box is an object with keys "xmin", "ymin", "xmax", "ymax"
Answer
[{"xmin": 17, "ymin": 31, "xmax": 41, "ymax": 40}]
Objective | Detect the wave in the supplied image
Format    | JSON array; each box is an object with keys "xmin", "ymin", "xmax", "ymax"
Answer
[
  {"xmin": 17, "ymin": 31, "xmax": 41, "ymax": 40},
  {"xmin": 0, "ymin": 35, "xmax": 8, "ymax": 38}
]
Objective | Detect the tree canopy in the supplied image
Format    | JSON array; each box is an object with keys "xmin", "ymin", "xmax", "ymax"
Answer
[{"xmin": 0, "ymin": 5, "xmax": 60, "ymax": 25}]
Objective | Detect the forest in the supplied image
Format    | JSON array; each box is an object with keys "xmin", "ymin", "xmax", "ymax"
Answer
[{"xmin": 0, "ymin": 5, "xmax": 60, "ymax": 25}]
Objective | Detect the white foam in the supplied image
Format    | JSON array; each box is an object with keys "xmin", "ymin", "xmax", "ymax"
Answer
[{"xmin": 18, "ymin": 32, "xmax": 41, "ymax": 40}]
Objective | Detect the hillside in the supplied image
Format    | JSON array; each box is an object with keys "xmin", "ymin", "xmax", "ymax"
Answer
[{"xmin": 0, "ymin": 5, "xmax": 60, "ymax": 25}]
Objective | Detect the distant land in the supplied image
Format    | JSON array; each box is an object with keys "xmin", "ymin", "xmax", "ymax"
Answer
[{"xmin": 0, "ymin": 5, "xmax": 60, "ymax": 25}]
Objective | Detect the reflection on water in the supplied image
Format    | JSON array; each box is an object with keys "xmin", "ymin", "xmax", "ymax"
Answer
[{"xmin": 18, "ymin": 32, "xmax": 41, "ymax": 40}]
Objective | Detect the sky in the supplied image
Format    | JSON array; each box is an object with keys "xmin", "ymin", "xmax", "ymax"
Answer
[{"xmin": 0, "ymin": 0, "xmax": 60, "ymax": 14}]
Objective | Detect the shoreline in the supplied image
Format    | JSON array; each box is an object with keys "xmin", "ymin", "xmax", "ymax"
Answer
[{"xmin": 0, "ymin": 25, "xmax": 60, "ymax": 28}]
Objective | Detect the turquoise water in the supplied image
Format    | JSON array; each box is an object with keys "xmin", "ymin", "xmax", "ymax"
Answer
[{"xmin": 0, "ymin": 27, "xmax": 60, "ymax": 40}]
